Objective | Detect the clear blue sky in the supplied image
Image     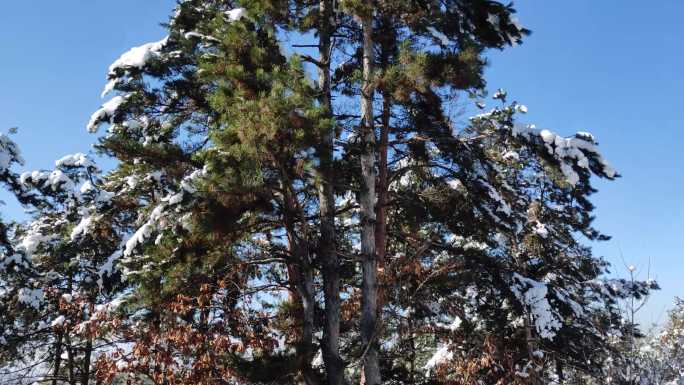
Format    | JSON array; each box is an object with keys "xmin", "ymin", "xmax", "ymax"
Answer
[{"xmin": 0, "ymin": 1, "xmax": 680, "ymax": 326}]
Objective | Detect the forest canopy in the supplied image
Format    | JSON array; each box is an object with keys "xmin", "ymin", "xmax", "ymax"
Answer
[{"xmin": 0, "ymin": 1, "xmax": 671, "ymax": 385}]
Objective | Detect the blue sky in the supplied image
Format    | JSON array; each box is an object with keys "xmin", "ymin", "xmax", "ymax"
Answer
[{"xmin": 0, "ymin": 1, "xmax": 681, "ymax": 326}]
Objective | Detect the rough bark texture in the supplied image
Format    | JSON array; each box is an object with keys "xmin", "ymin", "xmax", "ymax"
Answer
[
  {"xmin": 375, "ymin": 16, "xmax": 396, "ymax": 273},
  {"xmin": 359, "ymin": 2, "xmax": 381, "ymax": 384},
  {"xmin": 316, "ymin": 1, "xmax": 346, "ymax": 384},
  {"xmin": 375, "ymin": 93, "xmax": 389, "ymax": 270},
  {"xmin": 284, "ymin": 180, "xmax": 320, "ymax": 385}
]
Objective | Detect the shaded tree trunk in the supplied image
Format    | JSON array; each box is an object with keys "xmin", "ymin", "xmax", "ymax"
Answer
[
  {"xmin": 358, "ymin": 1, "xmax": 381, "ymax": 384},
  {"xmin": 65, "ymin": 331, "xmax": 75, "ymax": 385},
  {"xmin": 283, "ymin": 179, "xmax": 320, "ymax": 385},
  {"xmin": 52, "ymin": 331, "xmax": 63, "ymax": 385},
  {"xmin": 316, "ymin": 0, "xmax": 346, "ymax": 384},
  {"xmin": 81, "ymin": 336, "xmax": 93, "ymax": 385}
]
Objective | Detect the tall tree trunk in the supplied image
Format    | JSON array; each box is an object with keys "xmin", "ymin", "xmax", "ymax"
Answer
[
  {"xmin": 316, "ymin": 1, "xmax": 346, "ymax": 384},
  {"xmin": 374, "ymin": 19, "xmax": 394, "ymax": 322},
  {"xmin": 81, "ymin": 336, "xmax": 93, "ymax": 385},
  {"xmin": 52, "ymin": 331, "xmax": 63, "ymax": 385},
  {"xmin": 286, "ymin": 237, "xmax": 319, "ymax": 385},
  {"xmin": 65, "ymin": 331, "xmax": 75, "ymax": 385},
  {"xmin": 359, "ymin": 2, "xmax": 381, "ymax": 384},
  {"xmin": 375, "ymin": 16, "xmax": 394, "ymax": 273},
  {"xmin": 284, "ymin": 180, "xmax": 320, "ymax": 385},
  {"xmin": 375, "ymin": 94, "xmax": 389, "ymax": 270},
  {"xmin": 81, "ymin": 302, "xmax": 95, "ymax": 385}
]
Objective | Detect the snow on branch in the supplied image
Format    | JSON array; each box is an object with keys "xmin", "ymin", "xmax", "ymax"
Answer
[
  {"xmin": 101, "ymin": 37, "xmax": 169, "ymax": 97},
  {"xmin": 0, "ymin": 133, "xmax": 24, "ymax": 170},
  {"xmin": 511, "ymin": 273, "xmax": 562, "ymax": 340},
  {"xmin": 87, "ymin": 95, "xmax": 129, "ymax": 133}
]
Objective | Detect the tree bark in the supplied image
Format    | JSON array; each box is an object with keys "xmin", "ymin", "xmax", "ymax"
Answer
[
  {"xmin": 316, "ymin": 1, "xmax": 346, "ymax": 384},
  {"xmin": 375, "ymin": 16, "xmax": 394, "ymax": 272},
  {"xmin": 81, "ymin": 336, "xmax": 93, "ymax": 385},
  {"xmin": 358, "ymin": 1, "xmax": 381, "ymax": 384},
  {"xmin": 65, "ymin": 331, "xmax": 75, "ymax": 385},
  {"xmin": 52, "ymin": 331, "xmax": 63, "ymax": 385},
  {"xmin": 283, "ymin": 180, "xmax": 320, "ymax": 385},
  {"xmin": 375, "ymin": 92, "xmax": 389, "ymax": 272}
]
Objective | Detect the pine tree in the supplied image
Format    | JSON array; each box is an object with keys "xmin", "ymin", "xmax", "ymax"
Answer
[
  {"xmin": 0, "ymin": 153, "xmax": 125, "ymax": 385},
  {"xmin": 72, "ymin": 2, "xmax": 642, "ymax": 385}
]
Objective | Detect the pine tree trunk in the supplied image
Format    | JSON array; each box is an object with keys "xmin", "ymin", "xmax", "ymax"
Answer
[
  {"xmin": 299, "ymin": 257, "xmax": 319, "ymax": 385},
  {"xmin": 81, "ymin": 336, "xmax": 93, "ymax": 385},
  {"xmin": 375, "ymin": 92, "xmax": 389, "ymax": 273},
  {"xmin": 81, "ymin": 302, "xmax": 95, "ymax": 385},
  {"xmin": 283, "ymin": 180, "xmax": 320, "ymax": 385},
  {"xmin": 375, "ymin": 16, "xmax": 394, "ymax": 274},
  {"xmin": 359, "ymin": 1, "xmax": 381, "ymax": 384},
  {"xmin": 65, "ymin": 331, "xmax": 75, "ymax": 385},
  {"xmin": 52, "ymin": 331, "xmax": 63, "ymax": 385},
  {"xmin": 373, "ymin": 65, "xmax": 390, "ymax": 368},
  {"xmin": 286, "ymin": 238, "xmax": 320, "ymax": 385},
  {"xmin": 316, "ymin": 0, "xmax": 346, "ymax": 384}
]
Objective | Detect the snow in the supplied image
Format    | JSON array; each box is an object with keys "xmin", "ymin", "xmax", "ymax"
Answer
[
  {"xmin": 511, "ymin": 273, "xmax": 562, "ymax": 340},
  {"xmin": 97, "ymin": 248, "xmax": 122, "ymax": 289},
  {"xmin": 511, "ymin": 123, "xmax": 617, "ymax": 186},
  {"xmin": 18, "ymin": 288, "xmax": 44, "ymax": 309},
  {"xmin": 70, "ymin": 212, "xmax": 94, "ymax": 241},
  {"xmin": 427, "ymin": 27, "xmax": 450, "ymax": 46},
  {"xmin": 20, "ymin": 169, "xmax": 77, "ymax": 192},
  {"xmin": 575, "ymin": 131, "xmax": 595, "ymax": 142},
  {"xmin": 311, "ymin": 350, "xmax": 323, "ymax": 368},
  {"xmin": 102, "ymin": 37, "xmax": 168, "ymax": 97},
  {"xmin": 225, "ymin": 8, "xmax": 247, "ymax": 22},
  {"xmin": 124, "ymin": 222, "xmax": 155, "ymax": 257},
  {"xmin": 487, "ymin": 13, "xmax": 500, "ymax": 28},
  {"xmin": 447, "ymin": 178, "xmax": 465, "ymax": 192},
  {"xmin": 79, "ymin": 181, "xmax": 114, "ymax": 203},
  {"xmin": 88, "ymin": 95, "xmax": 128, "ymax": 133},
  {"xmin": 55, "ymin": 153, "xmax": 94, "ymax": 169},
  {"xmin": 533, "ymin": 221, "xmax": 549, "ymax": 238},
  {"xmin": 184, "ymin": 31, "xmax": 220, "ymax": 42},
  {"xmin": 0, "ymin": 253, "xmax": 29, "ymax": 269},
  {"xmin": 447, "ymin": 317, "xmax": 462, "ymax": 331},
  {"xmin": 493, "ymin": 89, "xmax": 507, "ymax": 100},
  {"xmin": 124, "ymin": 203, "xmax": 167, "ymax": 257},
  {"xmin": 450, "ymin": 234, "xmax": 487, "ymax": 251},
  {"xmin": 17, "ymin": 225, "xmax": 58, "ymax": 256},
  {"xmin": 503, "ymin": 150, "xmax": 520, "ymax": 161},
  {"xmin": 50, "ymin": 315, "xmax": 65, "ymax": 327},
  {"xmin": 0, "ymin": 134, "xmax": 24, "ymax": 170},
  {"xmin": 484, "ymin": 181, "xmax": 511, "ymax": 216},
  {"xmin": 425, "ymin": 345, "xmax": 453, "ymax": 372}
]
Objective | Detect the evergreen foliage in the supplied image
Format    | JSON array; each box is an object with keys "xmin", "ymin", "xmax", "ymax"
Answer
[{"xmin": 0, "ymin": 2, "xmax": 666, "ymax": 385}]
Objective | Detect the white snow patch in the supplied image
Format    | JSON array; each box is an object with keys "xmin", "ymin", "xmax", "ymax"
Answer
[
  {"xmin": 511, "ymin": 274, "xmax": 562, "ymax": 340},
  {"xmin": 427, "ymin": 27, "xmax": 449, "ymax": 46},
  {"xmin": 88, "ymin": 95, "xmax": 128, "ymax": 133},
  {"xmin": 225, "ymin": 8, "xmax": 247, "ymax": 22},
  {"xmin": 425, "ymin": 345, "xmax": 453, "ymax": 372},
  {"xmin": 18, "ymin": 288, "xmax": 44, "ymax": 309},
  {"xmin": 51, "ymin": 315, "xmax": 66, "ymax": 327},
  {"xmin": 56, "ymin": 153, "xmax": 95, "ymax": 169}
]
